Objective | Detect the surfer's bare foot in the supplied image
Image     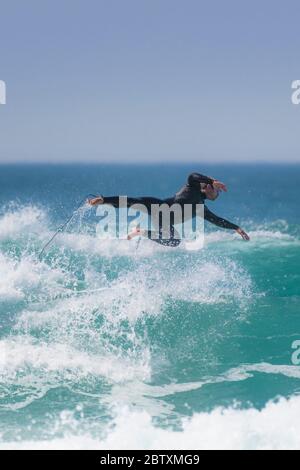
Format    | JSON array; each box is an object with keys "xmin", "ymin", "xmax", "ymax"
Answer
[
  {"xmin": 88, "ymin": 196, "xmax": 104, "ymax": 206},
  {"xmin": 236, "ymin": 227, "xmax": 250, "ymax": 241},
  {"xmin": 127, "ymin": 227, "xmax": 146, "ymax": 240}
]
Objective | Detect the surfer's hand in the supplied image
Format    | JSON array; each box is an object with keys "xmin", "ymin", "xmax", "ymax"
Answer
[
  {"xmin": 88, "ymin": 196, "xmax": 104, "ymax": 206},
  {"xmin": 236, "ymin": 228, "xmax": 250, "ymax": 241},
  {"xmin": 212, "ymin": 180, "xmax": 227, "ymax": 192}
]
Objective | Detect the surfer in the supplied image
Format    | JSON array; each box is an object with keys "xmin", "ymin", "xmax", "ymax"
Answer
[{"xmin": 88, "ymin": 172, "xmax": 250, "ymax": 246}]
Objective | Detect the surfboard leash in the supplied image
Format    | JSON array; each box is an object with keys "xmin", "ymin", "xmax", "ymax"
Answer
[{"xmin": 38, "ymin": 194, "xmax": 98, "ymax": 260}]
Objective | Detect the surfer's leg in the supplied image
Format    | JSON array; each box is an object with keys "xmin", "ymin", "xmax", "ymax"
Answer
[
  {"xmin": 128, "ymin": 225, "xmax": 181, "ymax": 247},
  {"xmin": 150, "ymin": 224, "xmax": 181, "ymax": 247},
  {"xmin": 104, "ymin": 197, "xmax": 181, "ymax": 246},
  {"xmin": 150, "ymin": 235, "xmax": 181, "ymax": 247},
  {"xmin": 103, "ymin": 196, "xmax": 164, "ymax": 213}
]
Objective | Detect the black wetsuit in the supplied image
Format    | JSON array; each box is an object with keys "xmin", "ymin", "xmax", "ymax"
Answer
[{"xmin": 103, "ymin": 173, "xmax": 239, "ymax": 247}]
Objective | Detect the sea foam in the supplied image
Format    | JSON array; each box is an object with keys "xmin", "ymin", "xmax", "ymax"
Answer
[{"xmin": 1, "ymin": 395, "xmax": 300, "ymax": 450}]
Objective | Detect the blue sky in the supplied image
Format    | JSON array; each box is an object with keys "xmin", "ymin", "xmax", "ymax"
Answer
[{"xmin": 0, "ymin": 0, "xmax": 299, "ymax": 163}]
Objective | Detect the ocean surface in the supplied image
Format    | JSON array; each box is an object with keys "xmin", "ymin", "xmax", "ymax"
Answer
[{"xmin": 0, "ymin": 163, "xmax": 300, "ymax": 450}]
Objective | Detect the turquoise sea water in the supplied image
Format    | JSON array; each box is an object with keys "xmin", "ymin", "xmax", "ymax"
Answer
[{"xmin": 0, "ymin": 163, "xmax": 300, "ymax": 450}]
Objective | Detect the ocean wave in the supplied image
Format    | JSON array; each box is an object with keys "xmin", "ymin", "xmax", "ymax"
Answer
[
  {"xmin": 0, "ymin": 245, "xmax": 253, "ymax": 412},
  {"xmin": 1, "ymin": 204, "xmax": 299, "ymax": 449},
  {"xmin": 0, "ymin": 205, "xmax": 46, "ymax": 240},
  {"xmin": 226, "ymin": 362, "xmax": 300, "ymax": 380},
  {"xmin": 0, "ymin": 205, "xmax": 298, "ymax": 253},
  {"xmin": 1, "ymin": 395, "xmax": 300, "ymax": 450},
  {"xmin": 0, "ymin": 337, "xmax": 150, "ymax": 411},
  {"xmin": 0, "ymin": 203, "xmax": 254, "ymax": 307},
  {"xmin": 0, "ymin": 251, "xmax": 71, "ymax": 302},
  {"xmin": 205, "ymin": 228, "xmax": 299, "ymax": 247}
]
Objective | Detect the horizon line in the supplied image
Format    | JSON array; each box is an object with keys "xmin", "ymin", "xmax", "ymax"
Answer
[{"xmin": 0, "ymin": 160, "xmax": 300, "ymax": 166}]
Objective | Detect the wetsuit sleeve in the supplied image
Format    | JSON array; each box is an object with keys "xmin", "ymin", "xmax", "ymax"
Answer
[
  {"xmin": 188, "ymin": 173, "xmax": 214, "ymax": 187},
  {"xmin": 102, "ymin": 196, "xmax": 120, "ymax": 208},
  {"xmin": 204, "ymin": 206, "xmax": 239, "ymax": 230}
]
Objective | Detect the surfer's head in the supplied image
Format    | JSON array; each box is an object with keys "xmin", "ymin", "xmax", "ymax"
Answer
[{"xmin": 200, "ymin": 183, "xmax": 220, "ymax": 201}]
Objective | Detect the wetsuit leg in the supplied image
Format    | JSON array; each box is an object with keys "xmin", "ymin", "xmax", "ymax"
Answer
[
  {"xmin": 103, "ymin": 196, "xmax": 181, "ymax": 247},
  {"xmin": 147, "ymin": 224, "xmax": 181, "ymax": 247},
  {"xmin": 103, "ymin": 196, "xmax": 165, "ymax": 213},
  {"xmin": 147, "ymin": 209, "xmax": 182, "ymax": 248}
]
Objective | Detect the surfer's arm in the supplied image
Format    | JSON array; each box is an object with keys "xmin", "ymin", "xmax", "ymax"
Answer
[
  {"xmin": 204, "ymin": 207, "xmax": 250, "ymax": 240},
  {"xmin": 204, "ymin": 206, "xmax": 239, "ymax": 230},
  {"xmin": 188, "ymin": 173, "xmax": 227, "ymax": 192}
]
